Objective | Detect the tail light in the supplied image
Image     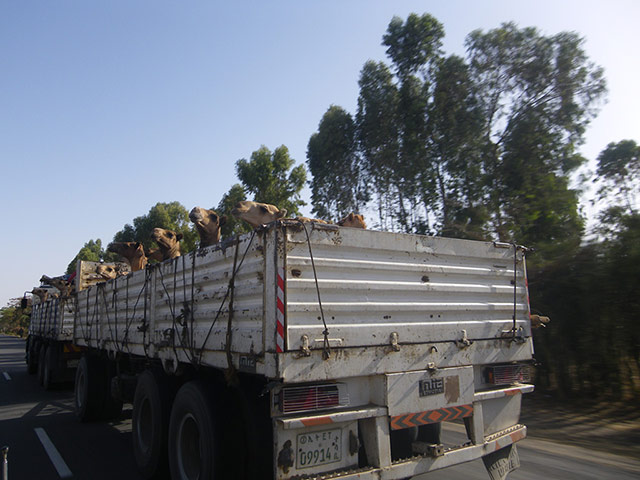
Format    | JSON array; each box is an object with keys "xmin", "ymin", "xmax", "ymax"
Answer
[
  {"xmin": 275, "ymin": 383, "xmax": 349, "ymax": 414},
  {"xmin": 485, "ymin": 364, "xmax": 531, "ymax": 385}
]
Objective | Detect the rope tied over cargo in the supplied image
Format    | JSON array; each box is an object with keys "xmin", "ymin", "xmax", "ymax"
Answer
[
  {"xmin": 198, "ymin": 229, "xmax": 257, "ymax": 369},
  {"xmin": 295, "ymin": 220, "xmax": 331, "ymax": 360}
]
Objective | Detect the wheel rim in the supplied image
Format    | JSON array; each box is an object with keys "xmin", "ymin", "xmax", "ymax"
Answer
[
  {"xmin": 177, "ymin": 413, "xmax": 201, "ymax": 480},
  {"xmin": 136, "ymin": 397, "xmax": 153, "ymax": 454}
]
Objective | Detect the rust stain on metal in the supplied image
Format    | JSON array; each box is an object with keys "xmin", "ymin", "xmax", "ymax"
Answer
[
  {"xmin": 444, "ymin": 375, "xmax": 460, "ymax": 403},
  {"xmin": 277, "ymin": 439, "xmax": 294, "ymax": 473}
]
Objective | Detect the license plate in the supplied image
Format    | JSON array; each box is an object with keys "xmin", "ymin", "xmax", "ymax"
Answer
[
  {"xmin": 66, "ymin": 359, "xmax": 79, "ymax": 368},
  {"xmin": 296, "ymin": 428, "xmax": 342, "ymax": 469}
]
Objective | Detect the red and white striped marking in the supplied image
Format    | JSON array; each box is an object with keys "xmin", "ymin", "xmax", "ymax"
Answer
[{"xmin": 276, "ymin": 266, "xmax": 285, "ymax": 353}]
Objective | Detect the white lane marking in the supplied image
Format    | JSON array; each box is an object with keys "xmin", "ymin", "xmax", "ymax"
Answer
[
  {"xmin": 2, "ymin": 372, "xmax": 10, "ymax": 380},
  {"xmin": 34, "ymin": 427, "xmax": 73, "ymax": 479}
]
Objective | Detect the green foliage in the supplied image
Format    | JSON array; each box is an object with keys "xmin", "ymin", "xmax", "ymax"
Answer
[
  {"xmin": 311, "ymin": 15, "xmax": 606, "ymax": 246},
  {"xmin": 66, "ymin": 239, "xmax": 119, "ymax": 275},
  {"xmin": 465, "ymin": 23, "xmax": 606, "ymax": 249},
  {"xmin": 113, "ymin": 201, "xmax": 198, "ymax": 254},
  {"xmin": 530, "ymin": 213, "xmax": 640, "ymax": 399},
  {"xmin": 596, "ymin": 139, "xmax": 640, "ymax": 212},
  {"xmin": 383, "ymin": 13, "xmax": 444, "ymax": 78},
  {"xmin": 0, "ymin": 298, "xmax": 30, "ymax": 336},
  {"xmin": 307, "ymin": 106, "xmax": 368, "ymax": 220},
  {"xmin": 217, "ymin": 183, "xmax": 252, "ymax": 238},
  {"xmin": 236, "ymin": 145, "xmax": 307, "ymax": 217}
]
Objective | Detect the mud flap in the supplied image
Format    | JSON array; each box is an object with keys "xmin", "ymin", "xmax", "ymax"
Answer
[{"xmin": 482, "ymin": 444, "xmax": 520, "ymax": 480}]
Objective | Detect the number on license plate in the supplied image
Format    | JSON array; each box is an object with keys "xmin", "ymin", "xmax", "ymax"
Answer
[{"xmin": 296, "ymin": 428, "xmax": 341, "ymax": 469}]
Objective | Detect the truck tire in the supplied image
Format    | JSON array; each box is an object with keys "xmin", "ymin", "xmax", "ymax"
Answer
[
  {"xmin": 75, "ymin": 355, "xmax": 107, "ymax": 422},
  {"xmin": 168, "ymin": 381, "xmax": 221, "ymax": 480},
  {"xmin": 37, "ymin": 343, "xmax": 47, "ymax": 386},
  {"xmin": 133, "ymin": 369, "xmax": 173, "ymax": 479}
]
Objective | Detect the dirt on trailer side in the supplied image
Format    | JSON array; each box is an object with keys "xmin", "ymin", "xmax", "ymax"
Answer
[{"xmin": 521, "ymin": 393, "xmax": 640, "ymax": 459}]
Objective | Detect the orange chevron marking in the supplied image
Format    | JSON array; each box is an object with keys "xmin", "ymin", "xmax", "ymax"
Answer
[{"xmin": 391, "ymin": 404, "xmax": 473, "ymax": 430}]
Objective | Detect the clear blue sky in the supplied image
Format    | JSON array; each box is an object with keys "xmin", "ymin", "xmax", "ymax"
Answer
[{"xmin": 1, "ymin": 1, "xmax": 638, "ymax": 307}]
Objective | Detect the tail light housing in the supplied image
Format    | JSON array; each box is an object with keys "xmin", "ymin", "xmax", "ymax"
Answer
[
  {"xmin": 274, "ymin": 383, "xmax": 349, "ymax": 414},
  {"xmin": 484, "ymin": 364, "xmax": 531, "ymax": 385}
]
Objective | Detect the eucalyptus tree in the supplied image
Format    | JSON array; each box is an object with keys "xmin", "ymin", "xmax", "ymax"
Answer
[
  {"xmin": 465, "ymin": 23, "xmax": 607, "ymax": 252},
  {"xmin": 307, "ymin": 106, "xmax": 368, "ymax": 220},
  {"xmin": 596, "ymin": 139, "xmax": 640, "ymax": 214}
]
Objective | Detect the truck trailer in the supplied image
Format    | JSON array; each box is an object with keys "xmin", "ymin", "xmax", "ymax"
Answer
[{"xmin": 27, "ymin": 221, "xmax": 535, "ymax": 480}]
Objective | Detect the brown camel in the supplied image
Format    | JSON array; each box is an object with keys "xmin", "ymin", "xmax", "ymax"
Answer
[
  {"xmin": 337, "ymin": 213, "xmax": 367, "ymax": 229},
  {"xmin": 189, "ymin": 207, "xmax": 227, "ymax": 247},
  {"xmin": 95, "ymin": 263, "xmax": 129, "ymax": 280},
  {"xmin": 231, "ymin": 201, "xmax": 287, "ymax": 228},
  {"xmin": 151, "ymin": 228, "xmax": 182, "ymax": 260},
  {"xmin": 31, "ymin": 288, "xmax": 50, "ymax": 303},
  {"xmin": 40, "ymin": 275, "xmax": 73, "ymax": 297},
  {"xmin": 107, "ymin": 242, "xmax": 148, "ymax": 271}
]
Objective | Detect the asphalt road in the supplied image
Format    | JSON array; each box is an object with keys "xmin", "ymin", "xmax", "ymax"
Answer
[{"xmin": 1, "ymin": 334, "xmax": 639, "ymax": 480}]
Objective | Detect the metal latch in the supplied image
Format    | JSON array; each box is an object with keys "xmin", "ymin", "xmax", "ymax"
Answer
[
  {"xmin": 455, "ymin": 329, "xmax": 473, "ymax": 349},
  {"xmin": 390, "ymin": 332, "xmax": 400, "ymax": 351},
  {"xmin": 300, "ymin": 335, "xmax": 311, "ymax": 356}
]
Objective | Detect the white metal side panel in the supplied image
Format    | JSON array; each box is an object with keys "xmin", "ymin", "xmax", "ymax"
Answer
[
  {"xmin": 54, "ymin": 299, "xmax": 74, "ymax": 341},
  {"xmin": 30, "ymin": 298, "xmax": 72, "ymax": 341},
  {"xmin": 73, "ymin": 267, "xmax": 149, "ymax": 351},
  {"xmin": 74, "ymin": 232, "xmax": 268, "ymax": 370},
  {"xmin": 150, "ymin": 234, "xmax": 266, "ymax": 365},
  {"xmin": 29, "ymin": 303, "xmax": 45, "ymax": 336},
  {"xmin": 282, "ymin": 226, "xmax": 530, "ymax": 352}
]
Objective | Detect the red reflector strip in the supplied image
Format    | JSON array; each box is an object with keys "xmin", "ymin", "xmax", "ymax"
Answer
[
  {"xmin": 282, "ymin": 385, "xmax": 340, "ymax": 414},
  {"xmin": 486, "ymin": 365, "xmax": 531, "ymax": 385},
  {"xmin": 390, "ymin": 404, "xmax": 473, "ymax": 430},
  {"xmin": 275, "ymin": 267, "xmax": 285, "ymax": 353}
]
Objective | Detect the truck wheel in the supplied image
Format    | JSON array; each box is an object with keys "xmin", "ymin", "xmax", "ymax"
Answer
[
  {"xmin": 42, "ymin": 345, "xmax": 54, "ymax": 391},
  {"xmin": 74, "ymin": 355, "xmax": 106, "ymax": 422},
  {"xmin": 133, "ymin": 369, "xmax": 173, "ymax": 479},
  {"xmin": 168, "ymin": 381, "xmax": 221, "ymax": 480},
  {"xmin": 37, "ymin": 344, "xmax": 47, "ymax": 386}
]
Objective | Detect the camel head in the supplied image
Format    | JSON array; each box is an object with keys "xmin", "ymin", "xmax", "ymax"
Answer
[
  {"xmin": 96, "ymin": 264, "xmax": 118, "ymax": 280},
  {"xmin": 231, "ymin": 201, "xmax": 287, "ymax": 228},
  {"xmin": 107, "ymin": 241, "xmax": 148, "ymax": 271},
  {"xmin": 189, "ymin": 207, "xmax": 227, "ymax": 247},
  {"xmin": 39, "ymin": 275, "xmax": 73, "ymax": 297},
  {"xmin": 151, "ymin": 228, "xmax": 182, "ymax": 260},
  {"xmin": 31, "ymin": 288, "xmax": 50, "ymax": 303},
  {"xmin": 338, "ymin": 213, "xmax": 367, "ymax": 229}
]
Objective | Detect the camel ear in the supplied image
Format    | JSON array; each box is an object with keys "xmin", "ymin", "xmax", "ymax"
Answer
[
  {"xmin": 135, "ymin": 242, "xmax": 143, "ymax": 249},
  {"xmin": 177, "ymin": 233, "xmax": 184, "ymax": 241},
  {"xmin": 220, "ymin": 215, "xmax": 228, "ymax": 226},
  {"xmin": 277, "ymin": 209, "xmax": 287, "ymax": 219}
]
